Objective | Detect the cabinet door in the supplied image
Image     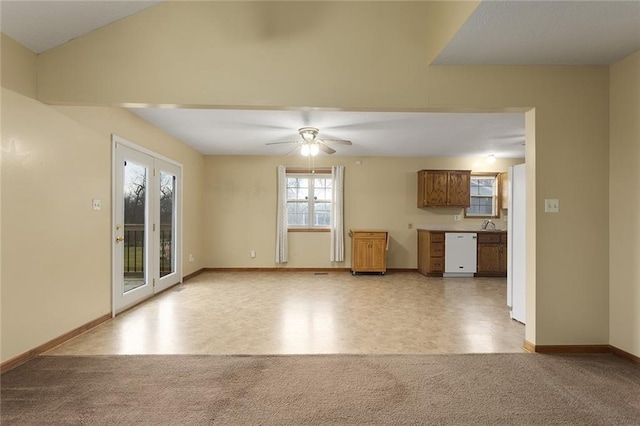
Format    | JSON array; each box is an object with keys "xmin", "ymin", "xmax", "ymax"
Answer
[
  {"xmin": 447, "ymin": 171, "xmax": 471, "ymax": 207},
  {"xmin": 369, "ymin": 238, "xmax": 387, "ymax": 270},
  {"xmin": 417, "ymin": 231, "xmax": 429, "ymax": 275},
  {"xmin": 499, "ymin": 243, "xmax": 508, "ymax": 272},
  {"xmin": 499, "ymin": 172, "xmax": 509, "ymax": 210},
  {"xmin": 352, "ymin": 238, "xmax": 371, "ymax": 270},
  {"xmin": 477, "ymin": 244, "xmax": 502, "ymax": 273},
  {"xmin": 424, "ymin": 171, "xmax": 448, "ymax": 206}
]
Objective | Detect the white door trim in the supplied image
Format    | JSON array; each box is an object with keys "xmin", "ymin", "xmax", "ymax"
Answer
[{"xmin": 111, "ymin": 135, "xmax": 183, "ymax": 316}]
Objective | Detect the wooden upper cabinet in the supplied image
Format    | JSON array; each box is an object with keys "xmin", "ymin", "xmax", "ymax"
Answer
[
  {"xmin": 447, "ymin": 171, "xmax": 471, "ymax": 206},
  {"xmin": 499, "ymin": 172, "xmax": 509, "ymax": 210},
  {"xmin": 418, "ymin": 170, "xmax": 471, "ymax": 208},
  {"xmin": 422, "ymin": 171, "xmax": 448, "ymax": 206}
]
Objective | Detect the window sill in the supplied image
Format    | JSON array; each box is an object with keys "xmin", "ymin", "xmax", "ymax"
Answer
[{"xmin": 288, "ymin": 228, "xmax": 330, "ymax": 233}]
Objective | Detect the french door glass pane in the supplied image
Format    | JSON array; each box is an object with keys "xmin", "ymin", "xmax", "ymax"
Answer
[
  {"xmin": 160, "ymin": 172, "xmax": 176, "ymax": 277},
  {"xmin": 123, "ymin": 160, "xmax": 147, "ymax": 293}
]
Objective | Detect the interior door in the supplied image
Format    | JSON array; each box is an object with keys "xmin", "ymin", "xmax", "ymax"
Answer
[{"xmin": 114, "ymin": 143, "xmax": 154, "ymax": 313}]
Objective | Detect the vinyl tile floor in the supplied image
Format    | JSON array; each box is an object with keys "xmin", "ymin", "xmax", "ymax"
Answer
[{"xmin": 47, "ymin": 271, "xmax": 526, "ymax": 355}]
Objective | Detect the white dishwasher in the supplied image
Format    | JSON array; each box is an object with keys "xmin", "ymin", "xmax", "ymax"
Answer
[{"xmin": 444, "ymin": 233, "xmax": 477, "ymax": 277}]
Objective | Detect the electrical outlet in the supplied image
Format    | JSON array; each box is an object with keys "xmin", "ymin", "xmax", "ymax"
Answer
[
  {"xmin": 188, "ymin": 254, "xmax": 194, "ymax": 263},
  {"xmin": 250, "ymin": 250, "xmax": 256, "ymax": 258},
  {"xmin": 454, "ymin": 214, "xmax": 462, "ymax": 221},
  {"xmin": 545, "ymin": 199, "xmax": 559, "ymax": 213},
  {"xmin": 92, "ymin": 199, "xmax": 101, "ymax": 210}
]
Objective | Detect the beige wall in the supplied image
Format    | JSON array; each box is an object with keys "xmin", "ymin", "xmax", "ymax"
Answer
[
  {"xmin": 609, "ymin": 50, "xmax": 640, "ymax": 356},
  {"xmin": 37, "ymin": 1, "xmax": 433, "ymax": 108},
  {"xmin": 1, "ymin": 33, "xmax": 37, "ymax": 98},
  {"xmin": 1, "ymin": 36, "xmax": 205, "ymax": 362},
  {"xmin": 0, "ymin": 90, "xmax": 205, "ymax": 362},
  {"xmin": 1, "ymin": 88, "xmax": 112, "ymax": 361},
  {"xmin": 204, "ymin": 155, "xmax": 521, "ymax": 269}
]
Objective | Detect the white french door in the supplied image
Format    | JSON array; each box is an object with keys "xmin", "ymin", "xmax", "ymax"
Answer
[
  {"xmin": 154, "ymin": 159, "xmax": 182, "ymax": 293},
  {"xmin": 113, "ymin": 136, "xmax": 182, "ymax": 314}
]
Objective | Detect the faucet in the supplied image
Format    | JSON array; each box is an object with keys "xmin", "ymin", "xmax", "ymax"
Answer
[{"xmin": 481, "ymin": 219, "xmax": 496, "ymax": 230}]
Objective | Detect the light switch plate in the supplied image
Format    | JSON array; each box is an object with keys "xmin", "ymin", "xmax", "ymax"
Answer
[{"xmin": 545, "ymin": 199, "xmax": 559, "ymax": 213}]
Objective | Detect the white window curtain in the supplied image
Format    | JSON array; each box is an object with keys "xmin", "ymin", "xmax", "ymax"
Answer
[
  {"xmin": 275, "ymin": 165, "xmax": 288, "ymax": 263},
  {"xmin": 330, "ymin": 165, "xmax": 345, "ymax": 262}
]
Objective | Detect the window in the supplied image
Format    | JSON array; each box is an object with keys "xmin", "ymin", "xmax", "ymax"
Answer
[
  {"xmin": 465, "ymin": 173, "xmax": 499, "ymax": 218},
  {"xmin": 286, "ymin": 172, "xmax": 332, "ymax": 230}
]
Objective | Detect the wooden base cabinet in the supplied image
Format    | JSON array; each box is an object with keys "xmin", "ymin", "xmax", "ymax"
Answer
[
  {"xmin": 349, "ymin": 230, "xmax": 389, "ymax": 275},
  {"xmin": 417, "ymin": 230, "xmax": 445, "ymax": 277},
  {"xmin": 476, "ymin": 232, "xmax": 507, "ymax": 277}
]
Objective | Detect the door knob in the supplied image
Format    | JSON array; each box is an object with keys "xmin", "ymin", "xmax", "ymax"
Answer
[{"xmin": 116, "ymin": 236, "xmax": 125, "ymax": 242}]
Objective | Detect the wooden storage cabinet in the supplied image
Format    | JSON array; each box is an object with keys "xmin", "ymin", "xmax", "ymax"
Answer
[
  {"xmin": 476, "ymin": 232, "xmax": 507, "ymax": 277},
  {"xmin": 417, "ymin": 230, "xmax": 445, "ymax": 277},
  {"xmin": 349, "ymin": 230, "xmax": 389, "ymax": 275},
  {"xmin": 499, "ymin": 171, "xmax": 509, "ymax": 210},
  {"xmin": 417, "ymin": 170, "xmax": 471, "ymax": 208}
]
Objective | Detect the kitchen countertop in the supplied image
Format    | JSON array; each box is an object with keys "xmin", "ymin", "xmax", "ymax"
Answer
[{"xmin": 416, "ymin": 225, "xmax": 506, "ymax": 232}]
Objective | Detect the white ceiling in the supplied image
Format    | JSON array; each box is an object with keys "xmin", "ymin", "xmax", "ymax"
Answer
[
  {"xmin": 0, "ymin": 1, "xmax": 163, "ymax": 54},
  {"xmin": 2, "ymin": 0, "xmax": 637, "ymax": 157},
  {"xmin": 129, "ymin": 108, "xmax": 526, "ymax": 158},
  {"xmin": 435, "ymin": 0, "xmax": 640, "ymax": 65}
]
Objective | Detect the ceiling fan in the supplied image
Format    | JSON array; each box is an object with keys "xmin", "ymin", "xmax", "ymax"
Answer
[{"xmin": 266, "ymin": 127, "xmax": 352, "ymax": 156}]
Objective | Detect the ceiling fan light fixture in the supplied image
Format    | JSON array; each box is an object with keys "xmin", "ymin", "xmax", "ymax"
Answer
[
  {"xmin": 300, "ymin": 142, "xmax": 320, "ymax": 157},
  {"xmin": 299, "ymin": 127, "xmax": 319, "ymax": 142}
]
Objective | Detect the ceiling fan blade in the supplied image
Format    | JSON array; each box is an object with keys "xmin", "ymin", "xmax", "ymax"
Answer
[
  {"xmin": 319, "ymin": 139, "xmax": 352, "ymax": 146},
  {"xmin": 266, "ymin": 140, "xmax": 299, "ymax": 146},
  {"xmin": 286, "ymin": 145, "xmax": 301, "ymax": 156},
  {"xmin": 317, "ymin": 142, "xmax": 336, "ymax": 155}
]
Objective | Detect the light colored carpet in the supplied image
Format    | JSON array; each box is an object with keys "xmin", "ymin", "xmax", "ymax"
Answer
[{"xmin": 2, "ymin": 353, "xmax": 639, "ymax": 425}]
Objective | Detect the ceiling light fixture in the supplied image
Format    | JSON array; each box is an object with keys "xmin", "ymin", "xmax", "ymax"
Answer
[
  {"xmin": 486, "ymin": 154, "xmax": 496, "ymax": 164},
  {"xmin": 300, "ymin": 127, "xmax": 318, "ymax": 142},
  {"xmin": 301, "ymin": 142, "xmax": 319, "ymax": 157},
  {"xmin": 298, "ymin": 127, "xmax": 321, "ymax": 156}
]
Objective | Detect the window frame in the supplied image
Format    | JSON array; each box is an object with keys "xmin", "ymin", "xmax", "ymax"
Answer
[
  {"xmin": 285, "ymin": 169, "xmax": 332, "ymax": 232},
  {"xmin": 464, "ymin": 172, "xmax": 501, "ymax": 219}
]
